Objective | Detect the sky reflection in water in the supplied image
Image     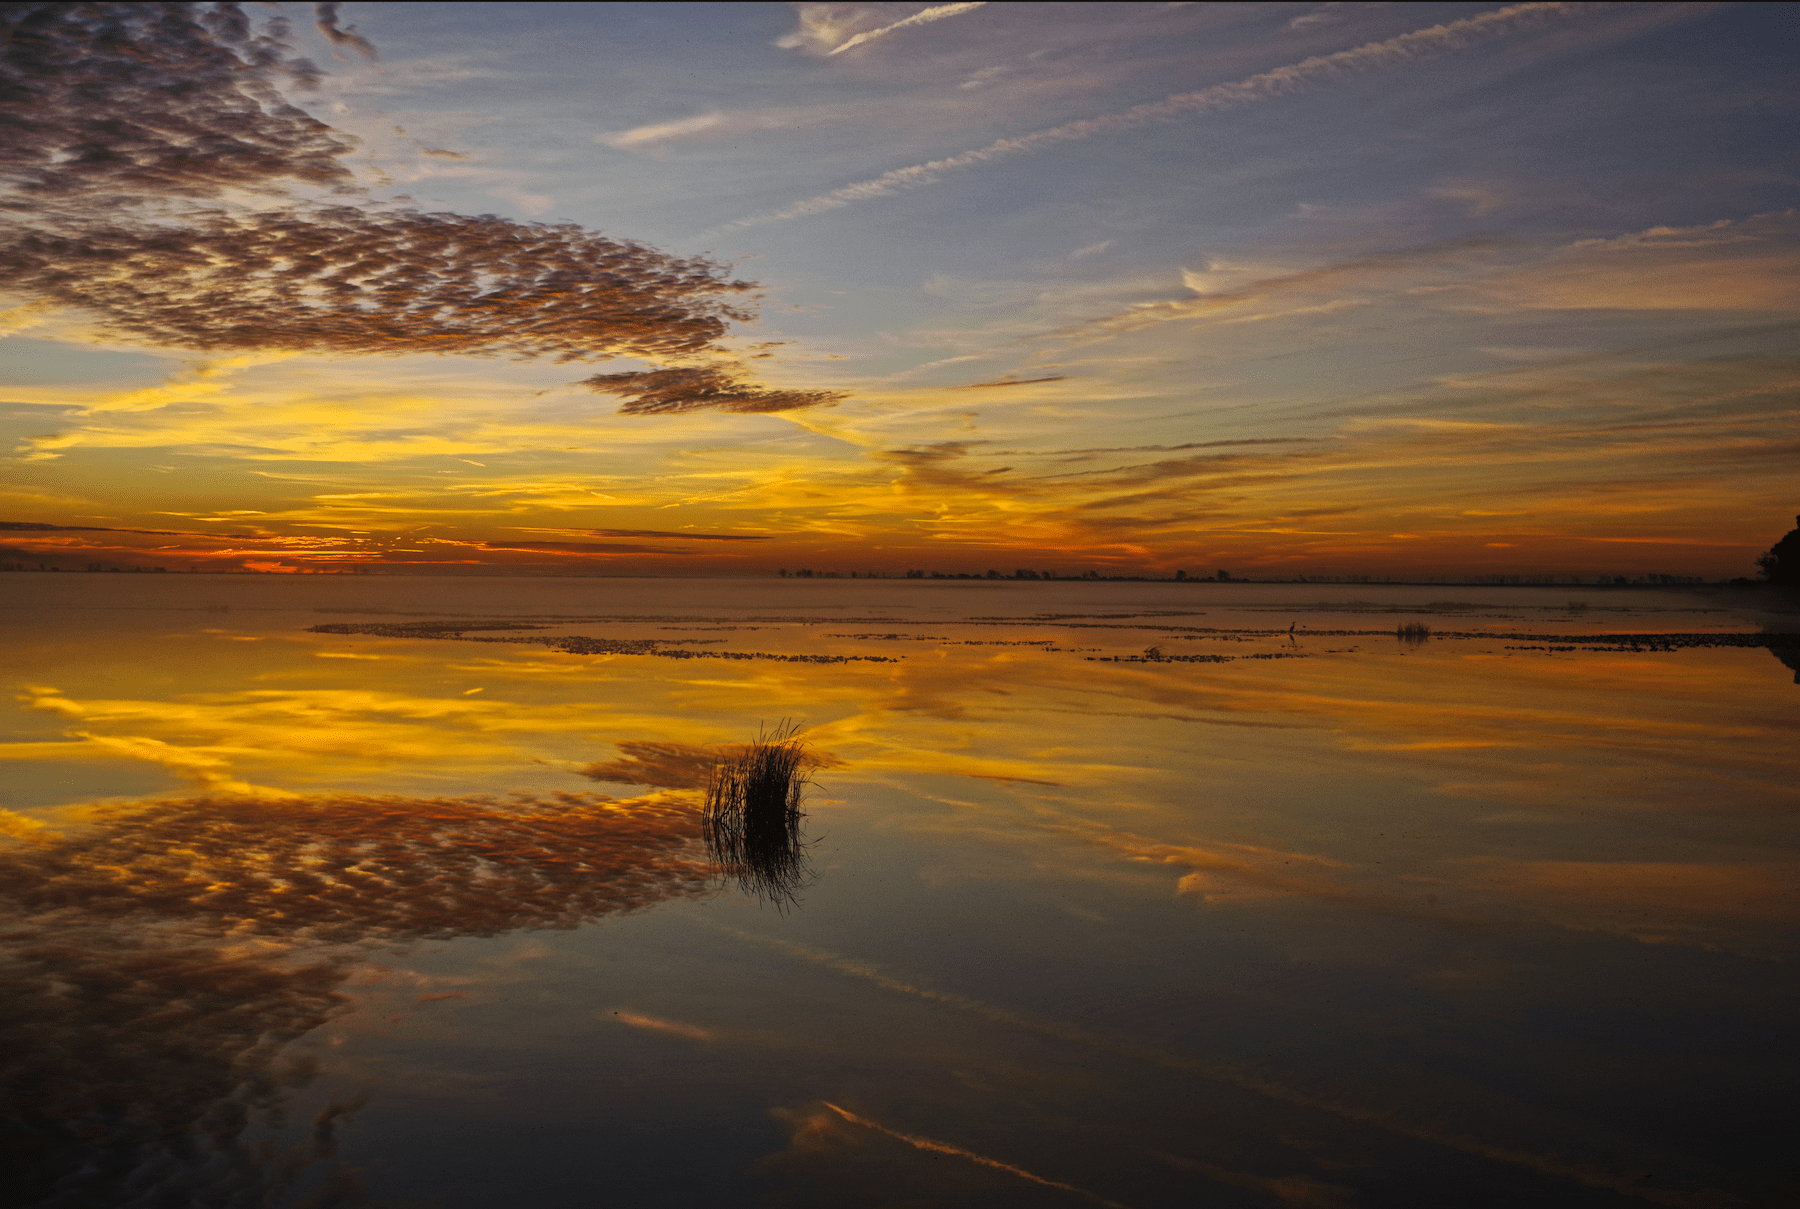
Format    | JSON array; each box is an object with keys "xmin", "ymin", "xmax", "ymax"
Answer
[{"xmin": 2, "ymin": 576, "xmax": 1796, "ymax": 1208}]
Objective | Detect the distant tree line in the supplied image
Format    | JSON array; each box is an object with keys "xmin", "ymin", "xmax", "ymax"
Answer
[{"xmin": 778, "ymin": 568, "xmax": 1242, "ymax": 581}]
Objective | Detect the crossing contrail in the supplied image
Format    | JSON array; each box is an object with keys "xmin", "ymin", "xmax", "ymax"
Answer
[
  {"xmin": 715, "ymin": 3, "xmax": 1601, "ymax": 232},
  {"xmin": 828, "ymin": 2, "xmax": 987, "ymax": 56}
]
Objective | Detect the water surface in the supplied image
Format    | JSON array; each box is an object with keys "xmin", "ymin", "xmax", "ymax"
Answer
[{"xmin": 3, "ymin": 576, "xmax": 1796, "ymax": 1208}]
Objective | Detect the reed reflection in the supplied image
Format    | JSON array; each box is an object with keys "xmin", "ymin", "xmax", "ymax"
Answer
[{"xmin": 0, "ymin": 791, "xmax": 709, "ymax": 1207}]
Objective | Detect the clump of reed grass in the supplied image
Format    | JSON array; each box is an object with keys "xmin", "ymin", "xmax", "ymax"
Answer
[
  {"xmin": 702, "ymin": 720, "xmax": 813, "ymax": 908},
  {"xmin": 1396, "ymin": 622, "xmax": 1432, "ymax": 644}
]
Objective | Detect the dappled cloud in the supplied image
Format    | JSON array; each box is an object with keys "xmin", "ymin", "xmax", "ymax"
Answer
[
  {"xmin": 0, "ymin": 1, "xmax": 350, "ymax": 201},
  {"xmin": 5, "ymin": 205, "xmax": 758, "ymax": 363},
  {"xmin": 1, "ymin": 1, "xmax": 831, "ymax": 427}
]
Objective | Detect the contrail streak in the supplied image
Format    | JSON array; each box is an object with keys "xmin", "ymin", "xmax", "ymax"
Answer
[
  {"xmin": 714, "ymin": 926, "xmax": 1731, "ymax": 1208},
  {"xmin": 717, "ymin": 2, "xmax": 1600, "ymax": 231},
  {"xmin": 820, "ymin": 1102, "xmax": 1134, "ymax": 1207},
  {"xmin": 828, "ymin": 2, "xmax": 987, "ymax": 56}
]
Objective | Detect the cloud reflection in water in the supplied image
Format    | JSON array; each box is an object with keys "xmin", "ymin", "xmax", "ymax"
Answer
[{"xmin": 0, "ymin": 791, "xmax": 708, "ymax": 1207}]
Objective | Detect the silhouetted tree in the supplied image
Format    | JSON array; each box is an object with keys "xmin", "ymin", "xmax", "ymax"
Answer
[{"xmin": 1757, "ymin": 515, "xmax": 1800, "ymax": 585}]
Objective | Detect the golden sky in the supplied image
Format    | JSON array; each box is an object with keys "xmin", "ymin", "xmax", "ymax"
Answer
[{"xmin": 2, "ymin": 2, "xmax": 1795, "ymax": 578}]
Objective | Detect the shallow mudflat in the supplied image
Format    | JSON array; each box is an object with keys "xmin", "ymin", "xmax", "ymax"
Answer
[{"xmin": 3, "ymin": 576, "xmax": 1797, "ymax": 1208}]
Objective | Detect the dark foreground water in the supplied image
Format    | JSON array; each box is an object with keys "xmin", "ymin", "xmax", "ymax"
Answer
[{"xmin": 3, "ymin": 576, "xmax": 1796, "ymax": 1209}]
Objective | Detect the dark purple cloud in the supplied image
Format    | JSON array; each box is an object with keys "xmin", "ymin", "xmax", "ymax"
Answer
[
  {"xmin": 951, "ymin": 375, "xmax": 1069, "ymax": 389},
  {"xmin": 480, "ymin": 540, "xmax": 678, "ymax": 555},
  {"xmin": 581, "ymin": 365, "xmax": 846, "ymax": 415},
  {"xmin": 312, "ymin": 1, "xmax": 377, "ymax": 62},
  {"xmin": 0, "ymin": 519, "xmax": 254, "ymax": 537},
  {"xmin": 529, "ymin": 528, "xmax": 774, "ymax": 542}
]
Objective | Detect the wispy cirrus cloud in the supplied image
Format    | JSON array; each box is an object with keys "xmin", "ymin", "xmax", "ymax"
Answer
[
  {"xmin": 716, "ymin": 2, "xmax": 1601, "ymax": 231},
  {"xmin": 597, "ymin": 104, "xmax": 856, "ymax": 151},
  {"xmin": 776, "ymin": 2, "xmax": 986, "ymax": 58},
  {"xmin": 825, "ymin": 2, "xmax": 988, "ymax": 57},
  {"xmin": 1057, "ymin": 235, "xmax": 1520, "ymax": 344}
]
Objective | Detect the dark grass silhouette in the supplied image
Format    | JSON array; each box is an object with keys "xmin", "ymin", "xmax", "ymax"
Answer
[
  {"xmin": 703, "ymin": 722, "xmax": 815, "ymax": 909},
  {"xmin": 1397, "ymin": 622, "xmax": 1431, "ymax": 644},
  {"xmin": 1756, "ymin": 514, "xmax": 1799, "ymax": 585}
]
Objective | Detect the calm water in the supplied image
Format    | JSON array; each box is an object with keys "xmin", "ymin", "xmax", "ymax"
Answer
[{"xmin": 3, "ymin": 575, "xmax": 1797, "ymax": 1208}]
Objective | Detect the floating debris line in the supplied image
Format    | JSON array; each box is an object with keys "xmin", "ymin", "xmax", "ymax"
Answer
[
  {"xmin": 1087, "ymin": 652, "xmax": 1307, "ymax": 663},
  {"xmin": 703, "ymin": 722, "xmax": 814, "ymax": 910},
  {"xmin": 304, "ymin": 621, "xmax": 1796, "ymax": 665},
  {"xmin": 305, "ymin": 623, "xmax": 897, "ymax": 664}
]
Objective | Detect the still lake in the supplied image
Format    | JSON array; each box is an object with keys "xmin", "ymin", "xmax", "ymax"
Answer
[{"xmin": 3, "ymin": 575, "xmax": 1796, "ymax": 1209}]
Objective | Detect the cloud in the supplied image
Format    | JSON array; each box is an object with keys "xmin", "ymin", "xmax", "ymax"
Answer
[
  {"xmin": 0, "ymin": 1, "xmax": 351, "ymax": 200},
  {"xmin": 0, "ymin": 520, "xmax": 252, "ymax": 537},
  {"xmin": 609, "ymin": 1010, "xmax": 715, "ymax": 1041},
  {"xmin": 313, "ymin": 1, "xmax": 379, "ymax": 62},
  {"xmin": 479, "ymin": 540, "xmax": 678, "ymax": 555},
  {"xmin": 5, "ymin": 206, "xmax": 760, "ymax": 364},
  {"xmin": 1473, "ymin": 211, "xmax": 1800, "ymax": 313},
  {"xmin": 1287, "ymin": 3, "xmax": 1355, "ymax": 34},
  {"xmin": 1062, "ymin": 235, "xmax": 1518, "ymax": 342},
  {"xmin": 599, "ymin": 111, "xmax": 741, "ymax": 149},
  {"xmin": 721, "ymin": 2, "xmax": 1599, "ymax": 229},
  {"xmin": 521, "ymin": 528, "xmax": 774, "ymax": 541},
  {"xmin": 826, "ymin": 2, "xmax": 989, "ymax": 57},
  {"xmin": 597, "ymin": 103, "xmax": 862, "ymax": 150},
  {"xmin": 581, "ymin": 365, "xmax": 847, "ymax": 415},
  {"xmin": 0, "ymin": 298, "xmax": 59, "ymax": 335},
  {"xmin": 951, "ymin": 375, "xmax": 1069, "ymax": 389},
  {"xmin": 996, "ymin": 438, "xmax": 1321, "ymax": 457},
  {"xmin": 1, "ymin": 3, "xmax": 841, "ymax": 417},
  {"xmin": 776, "ymin": 3, "xmax": 985, "ymax": 58}
]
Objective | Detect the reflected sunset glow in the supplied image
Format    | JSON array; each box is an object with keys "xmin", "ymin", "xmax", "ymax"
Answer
[{"xmin": 3, "ymin": 4, "xmax": 1796, "ymax": 1207}]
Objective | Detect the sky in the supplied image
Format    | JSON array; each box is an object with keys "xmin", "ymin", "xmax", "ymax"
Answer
[{"xmin": 1, "ymin": 0, "xmax": 1795, "ymax": 579}]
